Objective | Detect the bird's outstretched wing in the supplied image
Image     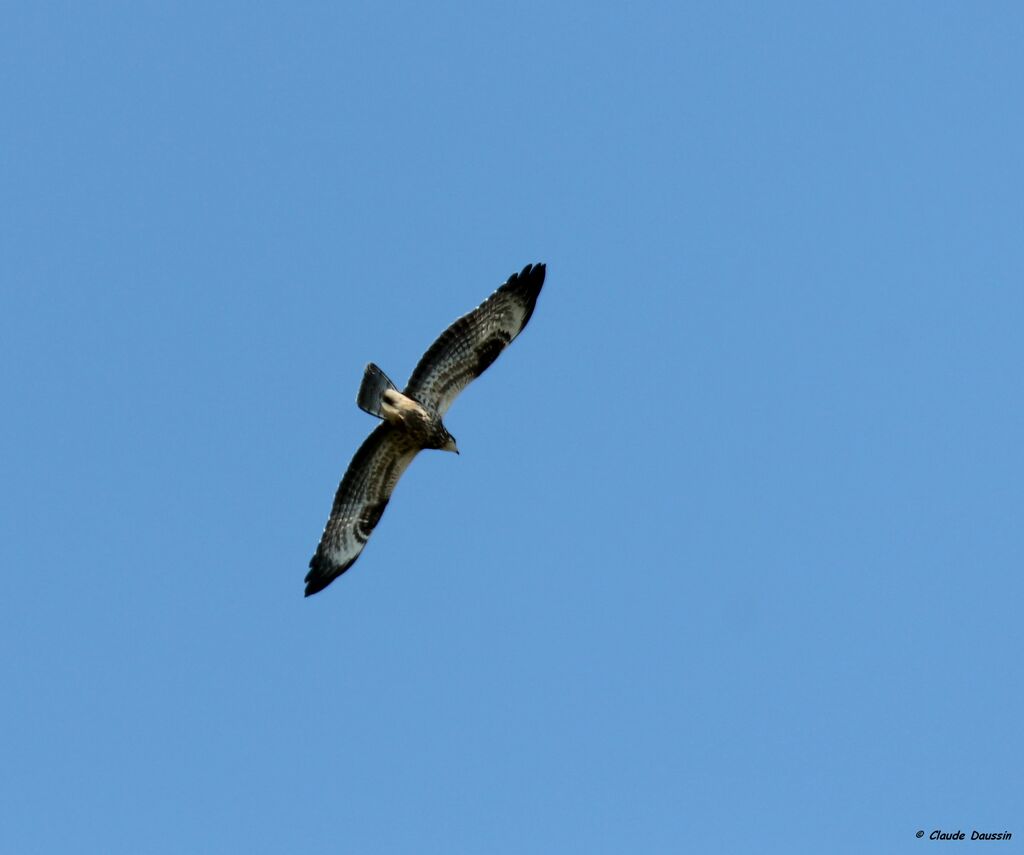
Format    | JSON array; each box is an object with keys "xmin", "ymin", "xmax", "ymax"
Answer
[
  {"xmin": 404, "ymin": 263, "xmax": 546, "ymax": 416},
  {"xmin": 305, "ymin": 423, "xmax": 422, "ymax": 596}
]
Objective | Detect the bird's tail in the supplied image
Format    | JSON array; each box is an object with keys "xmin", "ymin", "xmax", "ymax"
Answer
[{"xmin": 357, "ymin": 363, "xmax": 398, "ymax": 418}]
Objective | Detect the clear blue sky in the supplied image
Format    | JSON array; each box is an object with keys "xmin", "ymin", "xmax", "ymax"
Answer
[{"xmin": 2, "ymin": 3, "xmax": 1021, "ymax": 853}]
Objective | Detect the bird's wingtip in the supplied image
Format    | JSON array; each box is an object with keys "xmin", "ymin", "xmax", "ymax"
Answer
[
  {"xmin": 304, "ymin": 554, "xmax": 329, "ymax": 597},
  {"xmin": 304, "ymin": 575, "xmax": 329, "ymax": 597}
]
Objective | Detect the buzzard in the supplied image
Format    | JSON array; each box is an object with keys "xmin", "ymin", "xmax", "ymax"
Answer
[{"xmin": 305, "ymin": 262, "xmax": 547, "ymax": 597}]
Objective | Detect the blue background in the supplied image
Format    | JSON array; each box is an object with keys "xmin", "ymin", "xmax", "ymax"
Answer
[{"xmin": 2, "ymin": 3, "xmax": 1021, "ymax": 852}]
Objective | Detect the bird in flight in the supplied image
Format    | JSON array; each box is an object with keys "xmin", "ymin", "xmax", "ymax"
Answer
[{"xmin": 305, "ymin": 263, "xmax": 547, "ymax": 597}]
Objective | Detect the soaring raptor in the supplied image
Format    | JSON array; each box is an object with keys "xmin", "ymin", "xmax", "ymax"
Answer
[{"xmin": 305, "ymin": 263, "xmax": 547, "ymax": 597}]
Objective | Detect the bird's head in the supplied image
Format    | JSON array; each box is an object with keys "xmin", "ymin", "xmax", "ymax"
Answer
[{"xmin": 440, "ymin": 428, "xmax": 459, "ymax": 455}]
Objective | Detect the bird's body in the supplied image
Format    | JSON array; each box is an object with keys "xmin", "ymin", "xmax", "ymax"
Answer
[
  {"xmin": 305, "ymin": 263, "xmax": 546, "ymax": 597},
  {"xmin": 378, "ymin": 388, "xmax": 440, "ymax": 440}
]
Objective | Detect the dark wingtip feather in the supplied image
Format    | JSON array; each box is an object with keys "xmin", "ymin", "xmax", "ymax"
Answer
[
  {"xmin": 515, "ymin": 262, "xmax": 546, "ymax": 284},
  {"xmin": 304, "ymin": 552, "xmax": 345, "ymax": 597},
  {"xmin": 304, "ymin": 556, "xmax": 327, "ymax": 597},
  {"xmin": 304, "ymin": 575, "xmax": 333, "ymax": 597},
  {"xmin": 506, "ymin": 262, "xmax": 545, "ymax": 328}
]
